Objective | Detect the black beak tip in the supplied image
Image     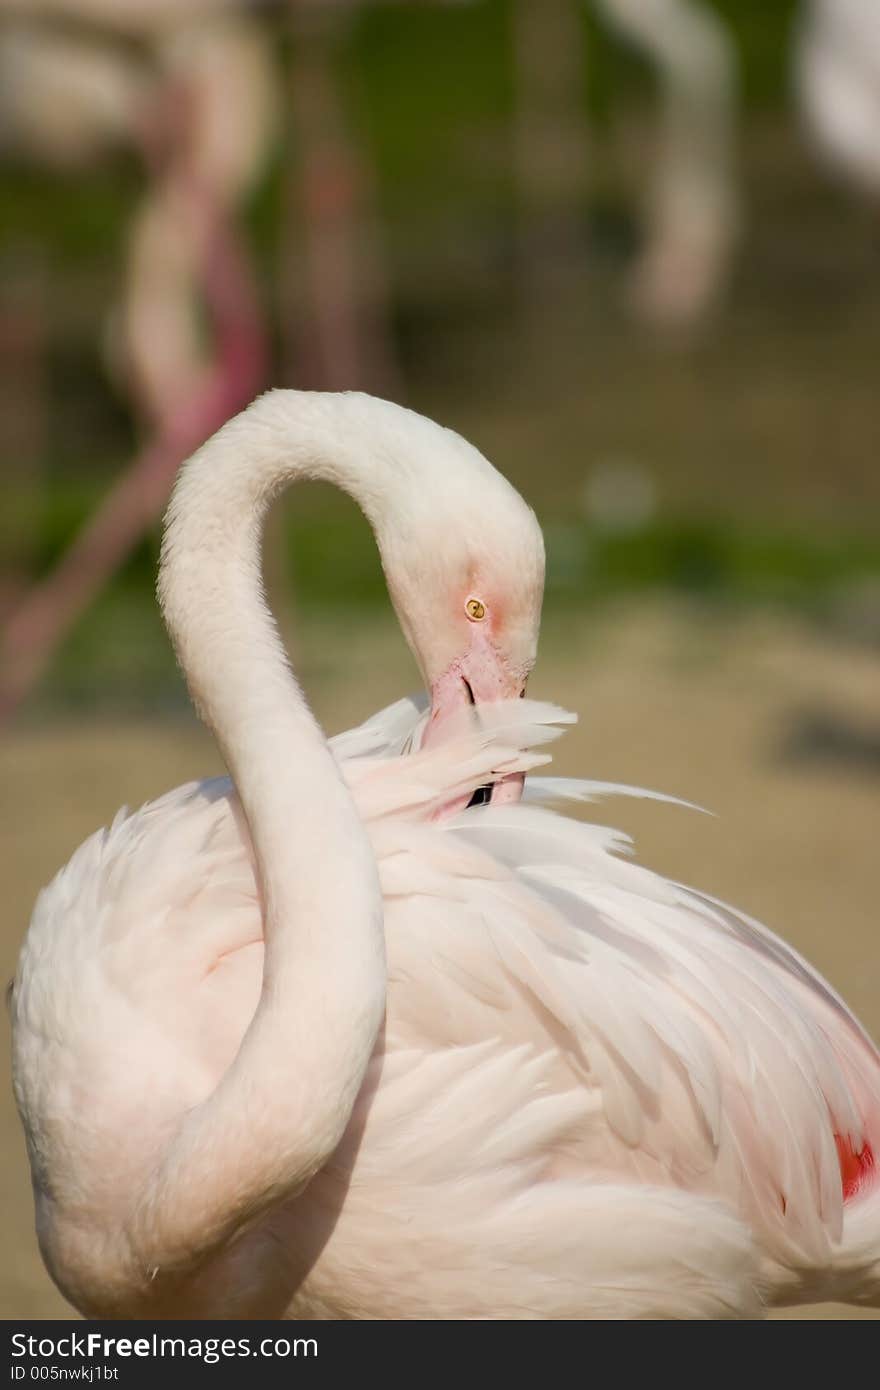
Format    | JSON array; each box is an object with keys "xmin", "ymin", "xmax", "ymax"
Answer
[{"xmin": 466, "ymin": 783, "xmax": 493, "ymax": 808}]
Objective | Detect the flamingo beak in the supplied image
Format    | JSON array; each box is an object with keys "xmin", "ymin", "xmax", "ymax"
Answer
[{"xmin": 423, "ymin": 634, "xmax": 527, "ymax": 808}]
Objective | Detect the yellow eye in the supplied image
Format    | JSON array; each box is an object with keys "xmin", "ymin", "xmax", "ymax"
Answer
[{"xmin": 465, "ymin": 597, "xmax": 486, "ymax": 622}]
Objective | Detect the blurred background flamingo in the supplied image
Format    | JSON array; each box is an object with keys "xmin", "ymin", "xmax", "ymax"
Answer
[
  {"xmin": 796, "ymin": 0, "xmax": 880, "ymax": 202},
  {"xmin": 0, "ymin": 0, "xmax": 277, "ymax": 715}
]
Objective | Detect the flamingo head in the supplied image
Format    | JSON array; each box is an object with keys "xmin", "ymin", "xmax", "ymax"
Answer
[{"xmin": 373, "ymin": 433, "xmax": 546, "ymax": 805}]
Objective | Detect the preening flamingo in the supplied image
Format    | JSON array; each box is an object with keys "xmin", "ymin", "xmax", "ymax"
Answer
[{"xmin": 11, "ymin": 391, "xmax": 880, "ymax": 1319}]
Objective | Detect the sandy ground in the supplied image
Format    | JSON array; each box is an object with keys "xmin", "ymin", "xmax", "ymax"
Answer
[{"xmin": 2, "ymin": 601, "xmax": 878, "ymax": 1320}]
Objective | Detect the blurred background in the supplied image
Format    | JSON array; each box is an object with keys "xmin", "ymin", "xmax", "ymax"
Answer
[{"xmin": 1, "ymin": 0, "xmax": 878, "ymax": 1318}]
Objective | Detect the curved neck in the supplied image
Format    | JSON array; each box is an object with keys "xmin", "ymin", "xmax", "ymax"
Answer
[{"xmin": 135, "ymin": 391, "xmax": 421, "ymax": 1279}]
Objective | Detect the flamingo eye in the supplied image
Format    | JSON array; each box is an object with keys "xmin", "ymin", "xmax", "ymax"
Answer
[{"xmin": 465, "ymin": 597, "xmax": 486, "ymax": 622}]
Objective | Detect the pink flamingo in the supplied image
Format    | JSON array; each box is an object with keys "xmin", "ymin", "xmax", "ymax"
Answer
[
  {"xmin": 0, "ymin": 4, "xmax": 275, "ymax": 718},
  {"xmin": 11, "ymin": 391, "xmax": 880, "ymax": 1318}
]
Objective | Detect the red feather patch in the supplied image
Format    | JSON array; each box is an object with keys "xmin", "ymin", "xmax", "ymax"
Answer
[{"xmin": 834, "ymin": 1134, "xmax": 875, "ymax": 1201}]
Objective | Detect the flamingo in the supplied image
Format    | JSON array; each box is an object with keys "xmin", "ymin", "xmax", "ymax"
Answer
[
  {"xmin": 11, "ymin": 391, "xmax": 880, "ymax": 1319},
  {"xmin": 796, "ymin": 0, "xmax": 880, "ymax": 199},
  {"xmin": 512, "ymin": 0, "xmax": 739, "ymax": 329},
  {"xmin": 0, "ymin": 5, "xmax": 275, "ymax": 720},
  {"xmin": 0, "ymin": 3, "xmax": 278, "ymax": 423},
  {"xmin": 593, "ymin": 0, "xmax": 740, "ymax": 327}
]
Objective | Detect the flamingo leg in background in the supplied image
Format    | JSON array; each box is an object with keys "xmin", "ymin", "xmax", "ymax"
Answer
[
  {"xmin": 0, "ymin": 256, "xmax": 50, "ymax": 623},
  {"xmin": 594, "ymin": 0, "xmax": 740, "ymax": 326},
  {"xmin": 283, "ymin": 0, "xmax": 401, "ymax": 396},
  {"xmin": 0, "ymin": 205, "xmax": 267, "ymax": 722}
]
